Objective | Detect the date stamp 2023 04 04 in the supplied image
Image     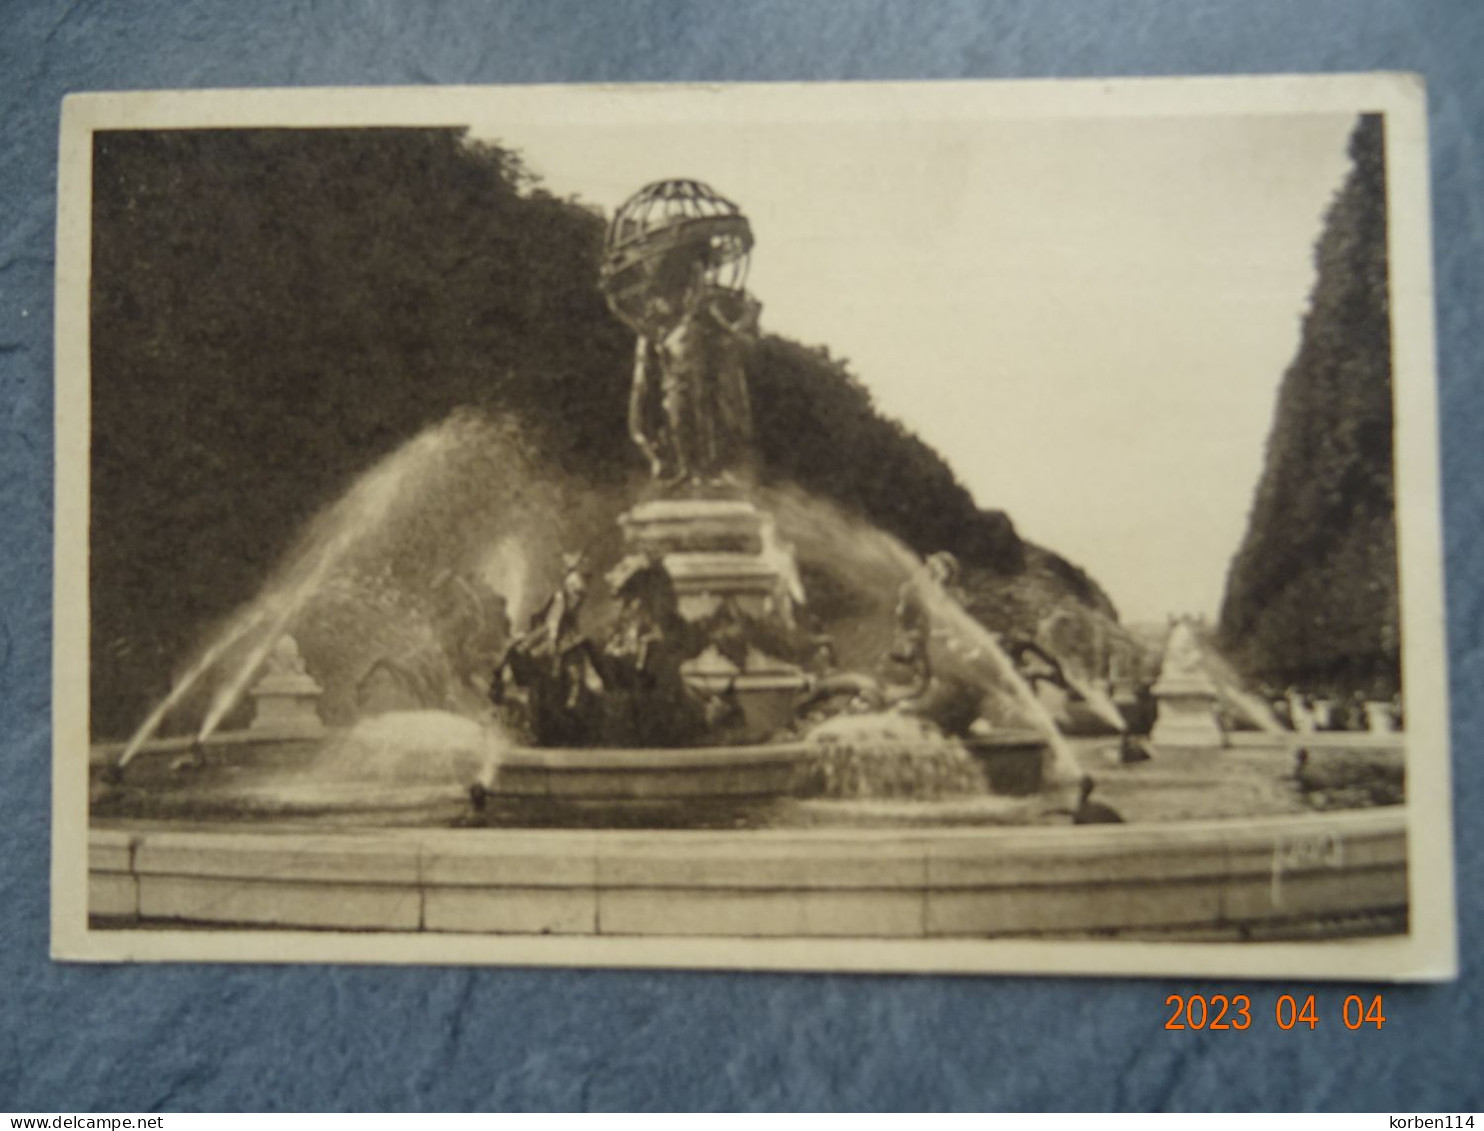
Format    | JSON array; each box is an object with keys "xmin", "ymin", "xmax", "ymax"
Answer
[{"xmin": 1163, "ymin": 991, "xmax": 1390, "ymax": 1032}]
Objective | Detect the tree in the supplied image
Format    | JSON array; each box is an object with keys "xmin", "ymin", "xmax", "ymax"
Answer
[{"xmin": 1217, "ymin": 115, "xmax": 1399, "ymax": 696}]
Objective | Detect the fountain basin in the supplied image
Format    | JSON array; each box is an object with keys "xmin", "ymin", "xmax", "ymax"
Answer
[
  {"xmin": 88, "ymin": 806, "xmax": 1407, "ymax": 940},
  {"xmin": 97, "ymin": 725, "xmax": 1050, "ymax": 811},
  {"xmin": 492, "ymin": 742, "xmax": 811, "ymax": 801},
  {"xmin": 91, "ymin": 729, "xmax": 323, "ymax": 772},
  {"xmin": 963, "ymin": 731, "xmax": 1048, "ymax": 795},
  {"xmin": 96, "ymin": 734, "xmax": 815, "ymax": 802}
]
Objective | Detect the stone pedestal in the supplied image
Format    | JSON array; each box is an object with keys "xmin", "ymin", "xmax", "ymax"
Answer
[
  {"xmin": 619, "ymin": 498, "xmax": 799, "ymax": 619},
  {"xmin": 1150, "ymin": 622, "xmax": 1223, "ymax": 748},
  {"xmin": 1150, "ymin": 680, "xmax": 1224, "ymax": 748},
  {"xmin": 620, "ymin": 495, "xmax": 806, "ymax": 740},
  {"xmin": 249, "ymin": 635, "xmax": 324, "ymax": 734}
]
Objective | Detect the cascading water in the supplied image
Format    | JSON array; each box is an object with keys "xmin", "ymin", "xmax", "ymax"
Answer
[
  {"xmin": 890, "ymin": 561, "xmax": 1085, "ymax": 787},
  {"xmin": 759, "ymin": 486, "xmax": 1086, "ymax": 789},
  {"xmin": 309, "ymin": 710, "xmax": 507, "ymax": 783},
  {"xmin": 193, "ymin": 437, "xmax": 429, "ymax": 744},
  {"xmin": 1034, "ymin": 607, "xmax": 1129, "ymax": 734},
  {"xmin": 801, "ymin": 713, "xmax": 986, "ymax": 799},
  {"xmin": 476, "ymin": 536, "xmax": 533, "ymax": 630},
  {"xmin": 115, "ymin": 606, "xmax": 265, "ymax": 768},
  {"xmin": 114, "ymin": 411, "xmax": 581, "ymax": 767},
  {"xmin": 1196, "ymin": 642, "xmax": 1287, "ymax": 734},
  {"xmin": 211, "ymin": 710, "xmax": 511, "ymax": 817}
]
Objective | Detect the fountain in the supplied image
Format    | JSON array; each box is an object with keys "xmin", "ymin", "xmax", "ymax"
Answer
[{"xmin": 84, "ymin": 179, "xmax": 1409, "ymax": 944}]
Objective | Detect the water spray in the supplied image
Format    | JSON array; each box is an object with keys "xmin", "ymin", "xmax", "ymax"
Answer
[{"xmin": 115, "ymin": 606, "xmax": 266, "ymax": 770}]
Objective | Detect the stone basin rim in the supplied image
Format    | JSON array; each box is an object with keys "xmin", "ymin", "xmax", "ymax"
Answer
[
  {"xmin": 92, "ymin": 803, "xmax": 1406, "ymax": 846},
  {"xmin": 91, "ymin": 726, "xmax": 1053, "ymax": 767}
]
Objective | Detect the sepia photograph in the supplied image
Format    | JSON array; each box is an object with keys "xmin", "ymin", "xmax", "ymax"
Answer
[{"xmin": 51, "ymin": 76, "xmax": 1456, "ymax": 978}]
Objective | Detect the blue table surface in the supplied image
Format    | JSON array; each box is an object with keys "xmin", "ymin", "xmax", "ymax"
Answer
[{"xmin": 0, "ymin": 0, "xmax": 1479, "ymax": 1113}]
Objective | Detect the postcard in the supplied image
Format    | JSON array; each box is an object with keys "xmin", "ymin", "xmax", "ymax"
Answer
[{"xmin": 52, "ymin": 74, "xmax": 1456, "ymax": 979}]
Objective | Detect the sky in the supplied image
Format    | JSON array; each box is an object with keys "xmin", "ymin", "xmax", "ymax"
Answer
[{"xmin": 470, "ymin": 110, "xmax": 1357, "ymax": 625}]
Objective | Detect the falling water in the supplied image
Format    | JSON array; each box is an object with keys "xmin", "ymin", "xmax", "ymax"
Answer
[
  {"xmin": 477, "ymin": 536, "xmax": 531, "ymax": 629},
  {"xmin": 311, "ymin": 710, "xmax": 508, "ymax": 783},
  {"xmin": 802, "ymin": 712, "xmax": 985, "ymax": 799},
  {"xmin": 1198, "ymin": 643, "xmax": 1287, "ymax": 735},
  {"xmin": 1035, "ymin": 607, "xmax": 1129, "ymax": 733},
  {"xmin": 758, "ymin": 511, "xmax": 807, "ymax": 607},
  {"xmin": 117, "ymin": 413, "xmax": 554, "ymax": 763},
  {"xmin": 896, "ymin": 558, "xmax": 1085, "ymax": 786},
  {"xmin": 116, "ymin": 606, "xmax": 265, "ymax": 768},
  {"xmin": 194, "ymin": 430, "xmax": 433, "ymax": 743},
  {"xmin": 1057, "ymin": 667, "xmax": 1129, "ymax": 734},
  {"xmin": 762, "ymin": 487, "xmax": 1085, "ymax": 787},
  {"xmin": 1223, "ymin": 686, "xmax": 1287, "ymax": 735},
  {"xmin": 202, "ymin": 710, "xmax": 510, "ymax": 817}
]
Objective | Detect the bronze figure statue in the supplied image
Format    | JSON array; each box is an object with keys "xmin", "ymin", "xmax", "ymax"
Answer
[{"xmin": 600, "ymin": 179, "xmax": 759, "ymax": 487}]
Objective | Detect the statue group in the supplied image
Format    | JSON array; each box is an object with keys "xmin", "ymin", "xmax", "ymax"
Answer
[
  {"xmin": 600, "ymin": 179, "xmax": 760, "ymax": 487},
  {"xmin": 488, "ymin": 550, "xmax": 748, "ymax": 748},
  {"xmin": 484, "ymin": 180, "xmax": 805, "ymax": 748},
  {"xmin": 492, "ymin": 176, "xmax": 1100, "ymax": 752}
]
